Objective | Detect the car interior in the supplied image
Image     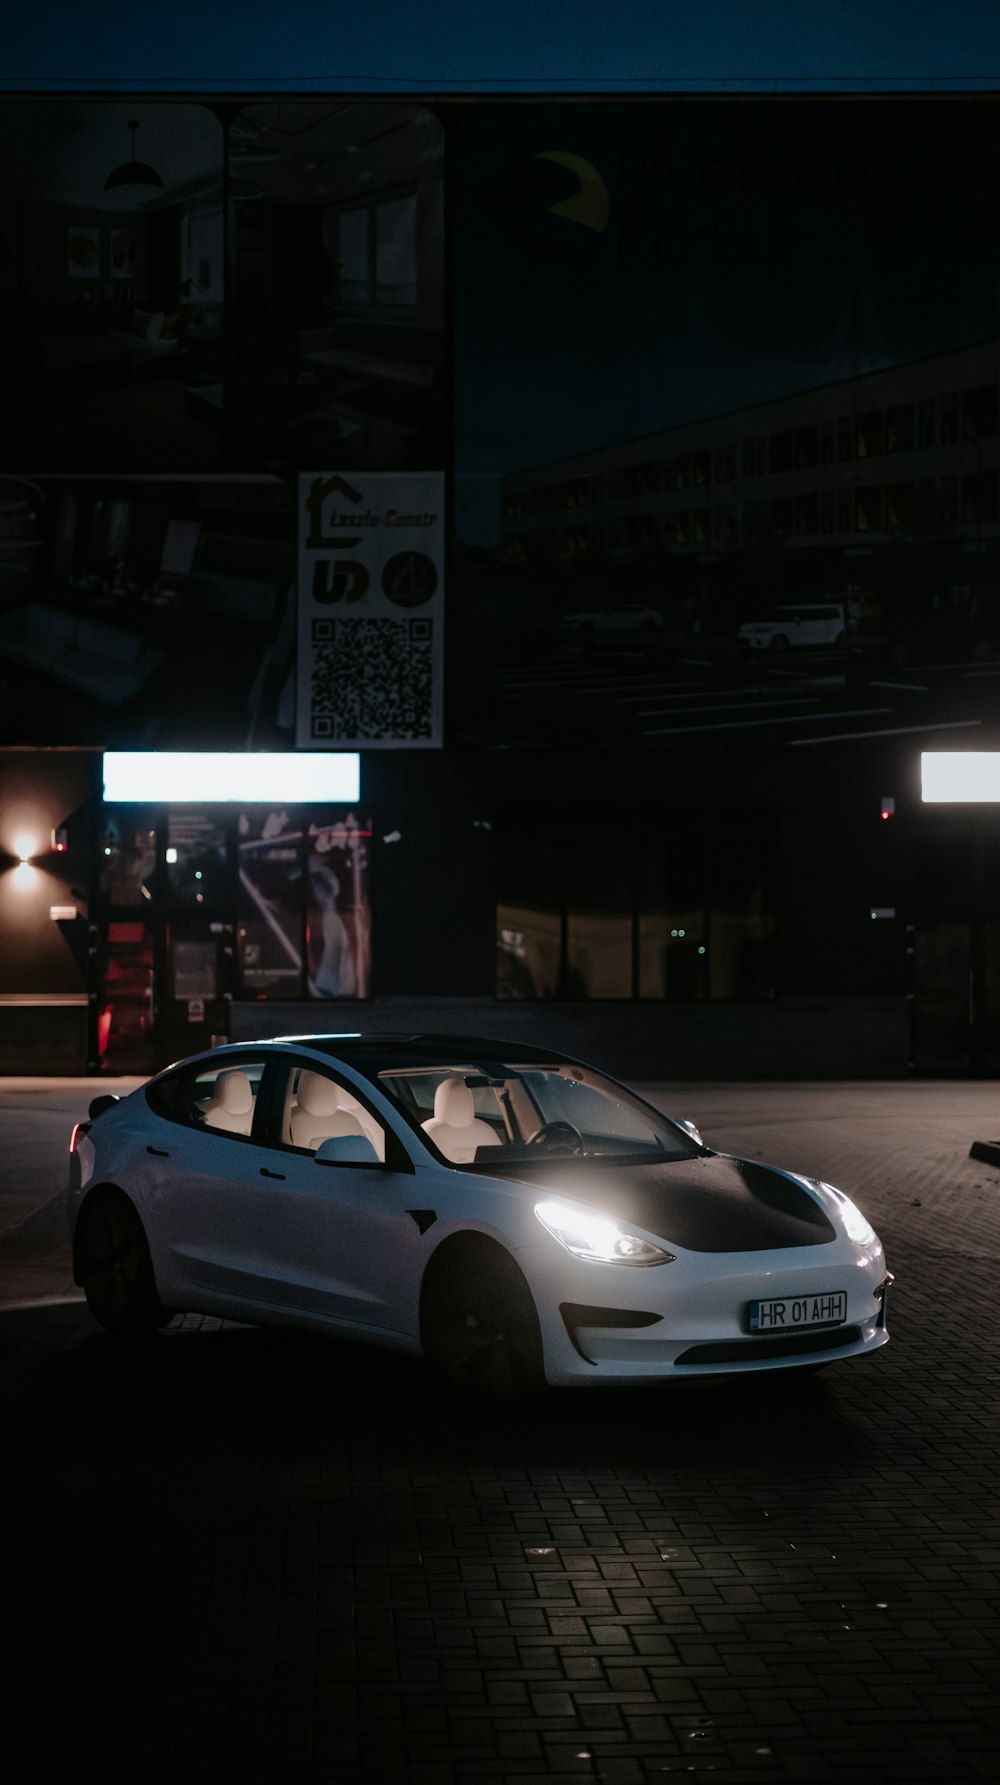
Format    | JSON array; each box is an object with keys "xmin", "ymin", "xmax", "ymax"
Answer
[
  {"xmin": 186, "ymin": 1060, "xmax": 387, "ymax": 1161},
  {"xmin": 281, "ymin": 1067, "xmax": 386, "ymax": 1160}
]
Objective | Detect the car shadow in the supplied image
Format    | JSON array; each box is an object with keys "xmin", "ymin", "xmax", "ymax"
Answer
[{"xmin": 2, "ymin": 1303, "xmax": 885, "ymax": 1482}]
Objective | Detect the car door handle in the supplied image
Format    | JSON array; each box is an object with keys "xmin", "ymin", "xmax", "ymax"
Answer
[
  {"xmin": 260, "ymin": 1167, "xmax": 286, "ymax": 1180},
  {"xmin": 146, "ymin": 1145, "xmax": 169, "ymax": 1157}
]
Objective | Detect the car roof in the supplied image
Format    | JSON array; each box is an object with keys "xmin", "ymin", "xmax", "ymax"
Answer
[
  {"xmin": 297, "ymin": 1033, "xmax": 565, "ymax": 1064},
  {"xmin": 212, "ymin": 1033, "xmax": 568, "ymax": 1066}
]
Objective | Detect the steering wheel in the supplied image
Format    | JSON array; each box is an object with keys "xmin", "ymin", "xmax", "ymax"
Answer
[{"xmin": 526, "ymin": 1120, "xmax": 585, "ymax": 1157}]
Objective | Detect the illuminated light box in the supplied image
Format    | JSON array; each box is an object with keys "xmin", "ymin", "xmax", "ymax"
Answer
[
  {"xmin": 921, "ymin": 753, "xmax": 1000, "ymax": 804},
  {"xmin": 103, "ymin": 752, "xmax": 360, "ymax": 805}
]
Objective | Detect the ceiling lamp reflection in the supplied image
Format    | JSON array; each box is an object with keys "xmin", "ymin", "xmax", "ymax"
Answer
[
  {"xmin": 921, "ymin": 753, "xmax": 1000, "ymax": 803},
  {"xmin": 104, "ymin": 120, "xmax": 164, "ymax": 192},
  {"xmin": 103, "ymin": 753, "xmax": 360, "ymax": 804}
]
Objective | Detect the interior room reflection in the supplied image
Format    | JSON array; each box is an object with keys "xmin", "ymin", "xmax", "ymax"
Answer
[
  {"xmin": 0, "ymin": 102, "xmax": 225, "ymax": 470},
  {"xmin": 0, "ymin": 476, "xmax": 296, "ymax": 749}
]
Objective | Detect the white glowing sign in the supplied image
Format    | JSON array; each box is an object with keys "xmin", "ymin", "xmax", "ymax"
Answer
[
  {"xmin": 921, "ymin": 753, "xmax": 1000, "ymax": 803},
  {"xmin": 103, "ymin": 752, "xmax": 360, "ymax": 804}
]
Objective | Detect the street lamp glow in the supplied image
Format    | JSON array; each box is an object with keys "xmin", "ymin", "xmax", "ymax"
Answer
[{"xmin": 921, "ymin": 753, "xmax": 1000, "ymax": 803}]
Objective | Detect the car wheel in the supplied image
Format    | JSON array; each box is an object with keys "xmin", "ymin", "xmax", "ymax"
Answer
[
  {"xmin": 834, "ymin": 630, "xmax": 846, "ymax": 648},
  {"xmin": 421, "ymin": 1241, "xmax": 544, "ymax": 1401},
  {"xmin": 77, "ymin": 1191, "xmax": 172, "ymax": 1333},
  {"xmin": 768, "ymin": 634, "xmax": 790, "ymax": 653}
]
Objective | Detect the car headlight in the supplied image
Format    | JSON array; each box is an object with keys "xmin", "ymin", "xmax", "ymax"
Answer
[
  {"xmin": 534, "ymin": 1198, "xmax": 676, "ymax": 1266},
  {"xmin": 819, "ymin": 1183, "xmax": 877, "ymax": 1246},
  {"xmin": 838, "ymin": 1196, "xmax": 877, "ymax": 1246}
]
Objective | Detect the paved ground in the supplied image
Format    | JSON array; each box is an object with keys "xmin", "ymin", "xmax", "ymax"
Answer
[{"xmin": 3, "ymin": 1079, "xmax": 1000, "ymax": 1784}]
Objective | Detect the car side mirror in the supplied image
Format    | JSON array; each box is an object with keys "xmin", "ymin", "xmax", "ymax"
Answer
[
  {"xmin": 677, "ymin": 1117, "xmax": 704, "ymax": 1146},
  {"xmin": 314, "ymin": 1135, "xmax": 380, "ymax": 1165},
  {"xmin": 88, "ymin": 1094, "xmax": 120, "ymax": 1120}
]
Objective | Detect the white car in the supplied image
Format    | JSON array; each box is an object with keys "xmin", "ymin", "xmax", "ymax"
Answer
[
  {"xmin": 737, "ymin": 603, "xmax": 847, "ymax": 651},
  {"xmin": 68, "ymin": 1035, "xmax": 892, "ymax": 1396},
  {"xmin": 561, "ymin": 603, "xmax": 664, "ymax": 634}
]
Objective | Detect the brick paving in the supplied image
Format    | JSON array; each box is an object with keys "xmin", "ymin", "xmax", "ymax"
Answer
[{"xmin": 2, "ymin": 1082, "xmax": 999, "ymax": 1784}]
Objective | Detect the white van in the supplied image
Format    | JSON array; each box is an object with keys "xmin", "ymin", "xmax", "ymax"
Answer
[{"xmin": 737, "ymin": 602, "xmax": 846, "ymax": 652}]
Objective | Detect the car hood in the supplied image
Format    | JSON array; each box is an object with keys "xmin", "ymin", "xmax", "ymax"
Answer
[{"xmin": 483, "ymin": 1151, "xmax": 837, "ymax": 1252}]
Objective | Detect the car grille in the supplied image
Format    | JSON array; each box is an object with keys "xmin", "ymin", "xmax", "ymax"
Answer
[{"xmin": 675, "ymin": 1325, "xmax": 862, "ymax": 1366}]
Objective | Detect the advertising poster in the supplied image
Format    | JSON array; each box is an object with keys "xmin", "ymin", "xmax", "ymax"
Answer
[{"xmin": 296, "ymin": 469, "xmax": 444, "ymax": 747}]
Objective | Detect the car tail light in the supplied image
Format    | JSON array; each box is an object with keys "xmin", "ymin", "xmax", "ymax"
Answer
[{"xmin": 69, "ymin": 1121, "xmax": 89, "ymax": 1154}]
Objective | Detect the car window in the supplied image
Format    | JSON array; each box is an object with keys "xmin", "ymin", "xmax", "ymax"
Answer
[
  {"xmin": 378, "ymin": 1059, "xmax": 698, "ymax": 1167},
  {"xmin": 146, "ymin": 1057, "xmax": 268, "ymax": 1141},
  {"xmin": 274, "ymin": 1061, "xmax": 387, "ymax": 1162}
]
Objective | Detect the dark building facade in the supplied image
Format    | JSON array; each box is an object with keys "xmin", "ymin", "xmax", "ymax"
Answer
[{"xmin": 2, "ymin": 93, "xmax": 999, "ymax": 1078}]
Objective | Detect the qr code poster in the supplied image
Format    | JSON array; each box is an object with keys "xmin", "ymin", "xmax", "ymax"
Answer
[{"xmin": 297, "ymin": 471, "xmax": 445, "ymax": 748}]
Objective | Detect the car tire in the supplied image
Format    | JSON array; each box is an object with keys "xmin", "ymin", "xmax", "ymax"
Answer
[
  {"xmin": 421, "ymin": 1240, "xmax": 544, "ymax": 1401},
  {"xmin": 834, "ymin": 631, "xmax": 846, "ymax": 648},
  {"xmin": 77, "ymin": 1190, "xmax": 172, "ymax": 1333},
  {"xmin": 768, "ymin": 634, "xmax": 790, "ymax": 653}
]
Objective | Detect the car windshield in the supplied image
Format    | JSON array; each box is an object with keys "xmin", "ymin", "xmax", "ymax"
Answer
[{"xmin": 375, "ymin": 1058, "xmax": 701, "ymax": 1168}]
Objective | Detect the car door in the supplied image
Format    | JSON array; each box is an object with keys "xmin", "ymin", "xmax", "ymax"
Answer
[
  {"xmin": 142, "ymin": 1051, "xmax": 280, "ymax": 1313},
  {"xmin": 238, "ymin": 1056, "xmax": 429, "ymax": 1339}
]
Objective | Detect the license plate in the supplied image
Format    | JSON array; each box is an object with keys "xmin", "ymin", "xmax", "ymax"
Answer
[{"xmin": 749, "ymin": 1290, "xmax": 847, "ymax": 1333}]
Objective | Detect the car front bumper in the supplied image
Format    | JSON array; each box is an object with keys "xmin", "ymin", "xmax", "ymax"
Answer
[{"xmin": 516, "ymin": 1239, "xmax": 891, "ymax": 1385}]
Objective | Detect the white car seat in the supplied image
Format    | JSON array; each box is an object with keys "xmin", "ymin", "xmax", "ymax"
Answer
[
  {"xmin": 203, "ymin": 1069, "xmax": 255, "ymax": 1136},
  {"xmin": 290, "ymin": 1070, "xmax": 366, "ymax": 1152},
  {"xmin": 334, "ymin": 1087, "xmax": 386, "ymax": 1162},
  {"xmin": 421, "ymin": 1076, "xmax": 503, "ymax": 1164}
]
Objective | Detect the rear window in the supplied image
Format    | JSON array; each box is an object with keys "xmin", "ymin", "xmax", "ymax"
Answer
[{"xmin": 146, "ymin": 1057, "xmax": 267, "ymax": 1132}]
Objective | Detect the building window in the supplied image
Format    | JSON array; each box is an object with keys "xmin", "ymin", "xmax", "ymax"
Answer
[
  {"xmin": 795, "ymin": 426, "xmax": 819, "ymax": 469},
  {"xmin": 886, "ymin": 482, "xmax": 917, "ymax": 533},
  {"xmin": 496, "ymin": 826, "xmax": 776, "ymax": 1002},
  {"xmin": 939, "ymin": 475, "xmax": 959, "ymax": 527},
  {"xmin": 885, "ymin": 404, "xmax": 915, "ymax": 452},
  {"xmin": 331, "ymin": 192, "xmax": 418, "ymax": 309},
  {"xmin": 963, "ymin": 470, "xmax": 998, "ymax": 525},
  {"xmin": 837, "ymin": 417, "xmax": 854, "ymax": 462},
  {"xmin": 794, "ymin": 493, "xmax": 818, "ymax": 536},
  {"xmin": 769, "ymin": 431, "xmax": 793, "ymax": 473},
  {"xmin": 918, "ymin": 399, "xmax": 936, "ymax": 448},
  {"xmin": 940, "ymin": 393, "xmax": 960, "ymax": 444},
  {"xmin": 771, "ymin": 496, "xmax": 793, "ymax": 538},
  {"xmin": 856, "ymin": 486, "xmax": 884, "ymax": 532},
  {"xmin": 855, "ymin": 411, "xmax": 883, "ymax": 458},
  {"xmin": 820, "ymin": 422, "xmax": 835, "ymax": 466},
  {"xmin": 963, "ymin": 384, "xmax": 999, "ymax": 440}
]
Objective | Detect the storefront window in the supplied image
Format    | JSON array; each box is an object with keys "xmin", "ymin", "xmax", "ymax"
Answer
[
  {"xmin": 306, "ymin": 813, "xmax": 372, "ymax": 998},
  {"xmin": 237, "ymin": 808, "xmax": 306, "ymax": 999},
  {"xmin": 497, "ymin": 825, "xmax": 774, "ymax": 1002},
  {"xmin": 99, "ymin": 807, "xmax": 156, "ymax": 906},
  {"xmin": 166, "ymin": 808, "xmax": 229, "ymax": 908}
]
